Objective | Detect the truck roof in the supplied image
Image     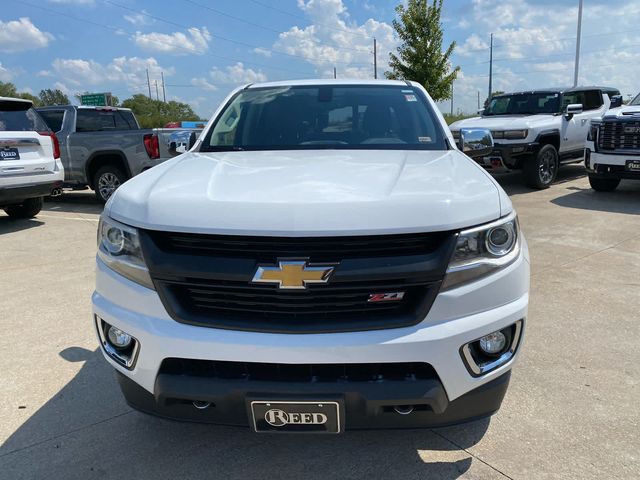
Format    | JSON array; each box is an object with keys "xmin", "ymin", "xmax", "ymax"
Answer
[
  {"xmin": 494, "ymin": 86, "xmax": 619, "ymax": 97},
  {"xmin": 245, "ymin": 79, "xmax": 412, "ymax": 89},
  {"xmin": 0, "ymin": 96, "xmax": 33, "ymax": 106},
  {"xmin": 36, "ymin": 105, "xmax": 133, "ymax": 112}
]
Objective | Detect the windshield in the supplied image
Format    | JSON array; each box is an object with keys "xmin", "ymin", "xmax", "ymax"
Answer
[
  {"xmin": 630, "ymin": 93, "xmax": 640, "ymax": 106},
  {"xmin": 485, "ymin": 92, "xmax": 560, "ymax": 116},
  {"xmin": 200, "ymin": 85, "xmax": 447, "ymax": 151}
]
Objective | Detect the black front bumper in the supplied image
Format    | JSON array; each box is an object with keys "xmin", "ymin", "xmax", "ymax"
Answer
[
  {"xmin": 116, "ymin": 370, "xmax": 511, "ymax": 430},
  {"xmin": 0, "ymin": 180, "xmax": 63, "ymax": 205}
]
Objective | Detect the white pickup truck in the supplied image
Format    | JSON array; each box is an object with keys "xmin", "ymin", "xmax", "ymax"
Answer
[
  {"xmin": 93, "ymin": 80, "xmax": 529, "ymax": 433},
  {"xmin": 585, "ymin": 92, "xmax": 640, "ymax": 191},
  {"xmin": 450, "ymin": 86, "xmax": 619, "ymax": 188}
]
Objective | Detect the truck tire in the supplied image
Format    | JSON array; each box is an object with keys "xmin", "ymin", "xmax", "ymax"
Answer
[
  {"xmin": 4, "ymin": 197, "xmax": 44, "ymax": 219},
  {"xmin": 94, "ymin": 165, "xmax": 126, "ymax": 203},
  {"xmin": 588, "ymin": 175, "xmax": 620, "ymax": 192},
  {"xmin": 523, "ymin": 144, "xmax": 559, "ymax": 189}
]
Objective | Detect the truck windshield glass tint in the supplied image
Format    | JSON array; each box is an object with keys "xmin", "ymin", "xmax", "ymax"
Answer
[
  {"xmin": 201, "ymin": 85, "xmax": 446, "ymax": 151},
  {"xmin": 485, "ymin": 93, "xmax": 560, "ymax": 116}
]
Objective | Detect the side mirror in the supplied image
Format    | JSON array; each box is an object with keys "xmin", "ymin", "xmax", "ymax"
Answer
[
  {"xmin": 459, "ymin": 128, "xmax": 494, "ymax": 158},
  {"xmin": 477, "ymin": 108, "xmax": 485, "ymax": 115},
  {"xmin": 610, "ymin": 95, "xmax": 623, "ymax": 109},
  {"xmin": 564, "ymin": 103, "xmax": 583, "ymax": 119},
  {"xmin": 188, "ymin": 131, "xmax": 197, "ymax": 150}
]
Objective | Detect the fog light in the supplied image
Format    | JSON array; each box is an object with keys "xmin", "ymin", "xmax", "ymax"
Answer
[
  {"xmin": 479, "ymin": 331, "xmax": 506, "ymax": 355},
  {"xmin": 107, "ymin": 326, "xmax": 132, "ymax": 349}
]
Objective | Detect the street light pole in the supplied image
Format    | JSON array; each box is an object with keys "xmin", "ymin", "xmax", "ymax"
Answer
[{"xmin": 573, "ymin": 0, "xmax": 583, "ymax": 87}]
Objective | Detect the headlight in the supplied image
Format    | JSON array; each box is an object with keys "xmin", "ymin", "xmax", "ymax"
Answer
[
  {"xmin": 442, "ymin": 211, "xmax": 520, "ymax": 289},
  {"xmin": 587, "ymin": 122, "xmax": 599, "ymax": 142},
  {"xmin": 503, "ymin": 129, "xmax": 528, "ymax": 140},
  {"xmin": 97, "ymin": 215, "xmax": 154, "ymax": 289}
]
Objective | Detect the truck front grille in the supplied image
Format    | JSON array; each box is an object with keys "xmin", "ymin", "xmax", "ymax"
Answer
[
  {"xmin": 139, "ymin": 230, "xmax": 455, "ymax": 333},
  {"xmin": 598, "ymin": 121, "xmax": 640, "ymax": 151}
]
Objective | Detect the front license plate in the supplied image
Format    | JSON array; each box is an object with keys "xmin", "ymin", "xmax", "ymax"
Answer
[
  {"xmin": 626, "ymin": 160, "xmax": 640, "ymax": 171},
  {"xmin": 250, "ymin": 401, "xmax": 342, "ymax": 434},
  {"xmin": 0, "ymin": 148, "xmax": 19, "ymax": 160}
]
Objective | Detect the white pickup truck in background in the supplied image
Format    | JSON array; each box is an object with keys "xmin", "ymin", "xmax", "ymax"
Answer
[
  {"xmin": 585, "ymin": 92, "xmax": 640, "ymax": 191},
  {"xmin": 450, "ymin": 86, "xmax": 619, "ymax": 188}
]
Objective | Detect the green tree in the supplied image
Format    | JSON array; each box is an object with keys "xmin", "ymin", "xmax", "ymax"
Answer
[
  {"xmin": 121, "ymin": 94, "xmax": 200, "ymax": 128},
  {"xmin": 385, "ymin": 0, "xmax": 459, "ymax": 102},
  {"xmin": 39, "ymin": 88, "xmax": 70, "ymax": 106},
  {"xmin": 0, "ymin": 82, "xmax": 41, "ymax": 105}
]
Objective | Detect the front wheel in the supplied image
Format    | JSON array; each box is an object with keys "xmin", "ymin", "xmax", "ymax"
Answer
[
  {"xmin": 3, "ymin": 197, "xmax": 44, "ymax": 219},
  {"xmin": 94, "ymin": 165, "xmax": 126, "ymax": 203},
  {"xmin": 523, "ymin": 145, "xmax": 559, "ymax": 189},
  {"xmin": 588, "ymin": 175, "xmax": 620, "ymax": 192}
]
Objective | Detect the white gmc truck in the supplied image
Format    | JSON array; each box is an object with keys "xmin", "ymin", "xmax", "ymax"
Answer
[
  {"xmin": 585, "ymin": 92, "xmax": 640, "ymax": 191},
  {"xmin": 93, "ymin": 80, "xmax": 530, "ymax": 433}
]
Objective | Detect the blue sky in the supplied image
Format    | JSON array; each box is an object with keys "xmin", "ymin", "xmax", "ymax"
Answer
[{"xmin": 2, "ymin": 0, "xmax": 639, "ymax": 117}]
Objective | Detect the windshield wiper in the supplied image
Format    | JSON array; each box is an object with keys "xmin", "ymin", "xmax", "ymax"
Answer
[{"xmin": 202, "ymin": 146, "xmax": 245, "ymax": 152}]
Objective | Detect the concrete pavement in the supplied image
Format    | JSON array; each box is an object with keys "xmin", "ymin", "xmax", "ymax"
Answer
[{"xmin": 1, "ymin": 166, "xmax": 638, "ymax": 479}]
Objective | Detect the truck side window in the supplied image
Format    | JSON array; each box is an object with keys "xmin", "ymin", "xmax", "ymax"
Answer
[
  {"xmin": 583, "ymin": 90, "xmax": 603, "ymax": 110},
  {"xmin": 115, "ymin": 111, "xmax": 137, "ymax": 130},
  {"xmin": 76, "ymin": 110, "xmax": 117, "ymax": 132},
  {"xmin": 39, "ymin": 110, "xmax": 65, "ymax": 132}
]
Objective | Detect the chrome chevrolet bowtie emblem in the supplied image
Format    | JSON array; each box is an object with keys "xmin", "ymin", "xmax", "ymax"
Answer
[{"xmin": 252, "ymin": 260, "xmax": 336, "ymax": 290}]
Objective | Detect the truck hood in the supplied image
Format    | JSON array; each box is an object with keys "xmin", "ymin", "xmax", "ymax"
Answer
[
  {"xmin": 450, "ymin": 114, "xmax": 556, "ymax": 131},
  {"xmin": 603, "ymin": 105, "xmax": 640, "ymax": 120},
  {"xmin": 107, "ymin": 150, "xmax": 509, "ymax": 236}
]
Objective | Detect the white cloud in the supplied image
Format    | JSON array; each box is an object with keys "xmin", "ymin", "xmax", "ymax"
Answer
[
  {"xmin": 448, "ymin": 0, "xmax": 640, "ymax": 113},
  {"xmin": 133, "ymin": 27, "xmax": 211, "ymax": 55},
  {"xmin": 190, "ymin": 77, "xmax": 218, "ymax": 92},
  {"xmin": 209, "ymin": 62, "xmax": 267, "ymax": 84},
  {"xmin": 0, "ymin": 18, "xmax": 54, "ymax": 53},
  {"xmin": 253, "ymin": 47, "xmax": 272, "ymax": 58},
  {"xmin": 0, "ymin": 63, "xmax": 14, "ymax": 82},
  {"xmin": 50, "ymin": 56, "xmax": 175, "ymax": 93},
  {"xmin": 269, "ymin": 0, "xmax": 396, "ymax": 79},
  {"xmin": 123, "ymin": 10, "xmax": 153, "ymax": 26}
]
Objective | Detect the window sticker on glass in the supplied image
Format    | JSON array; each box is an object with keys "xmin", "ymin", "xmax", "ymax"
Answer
[
  {"xmin": 418, "ymin": 136, "xmax": 432, "ymax": 143},
  {"xmin": 404, "ymin": 94, "xmax": 417, "ymax": 102}
]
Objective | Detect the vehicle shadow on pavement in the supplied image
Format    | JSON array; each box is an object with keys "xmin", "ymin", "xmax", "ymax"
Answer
[
  {"xmin": 0, "ymin": 217, "xmax": 44, "ymax": 235},
  {"xmin": 1, "ymin": 347, "xmax": 490, "ymax": 480},
  {"xmin": 44, "ymin": 191, "xmax": 104, "ymax": 216},
  {"xmin": 496, "ymin": 165, "xmax": 586, "ymax": 197},
  {"xmin": 551, "ymin": 182, "xmax": 640, "ymax": 215}
]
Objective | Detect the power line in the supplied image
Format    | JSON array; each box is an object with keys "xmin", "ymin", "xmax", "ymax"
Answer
[
  {"xmin": 13, "ymin": 0, "xmax": 315, "ymax": 77},
  {"xmin": 104, "ymin": 0, "xmax": 371, "ymax": 67},
  {"xmin": 247, "ymin": 0, "xmax": 373, "ymax": 40},
  {"xmin": 181, "ymin": 0, "xmax": 367, "ymax": 54}
]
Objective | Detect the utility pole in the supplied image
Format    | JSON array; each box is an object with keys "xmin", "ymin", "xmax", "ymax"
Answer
[
  {"xmin": 573, "ymin": 0, "xmax": 583, "ymax": 87},
  {"xmin": 155, "ymin": 80, "xmax": 159, "ymax": 101},
  {"xmin": 333, "ymin": 67, "xmax": 337, "ymax": 79},
  {"xmin": 146, "ymin": 68, "xmax": 152, "ymax": 99},
  {"xmin": 450, "ymin": 82, "xmax": 454, "ymax": 116},
  {"xmin": 477, "ymin": 91, "xmax": 481, "ymax": 111},
  {"xmin": 488, "ymin": 33, "xmax": 493, "ymax": 102},
  {"xmin": 373, "ymin": 38, "xmax": 377, "ymax": 79},
  {"xmin": 161, "ymin": 71, "xmax": 166, "ymax": 103}
]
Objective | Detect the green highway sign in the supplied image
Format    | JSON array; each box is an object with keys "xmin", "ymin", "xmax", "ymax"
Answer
[{"xmin": 80, "ymin": 93, "xmax": 112, "ymax": 106}]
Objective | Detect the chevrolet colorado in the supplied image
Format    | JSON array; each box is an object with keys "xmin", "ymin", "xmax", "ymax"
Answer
[{"xmin": 93, "ymin": 80, "xmax": 530, "ymax": 433}]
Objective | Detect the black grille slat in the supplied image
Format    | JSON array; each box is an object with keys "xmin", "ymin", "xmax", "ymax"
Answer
[
  {"xmin": 150, "ymin": 231, "xmax": 449, "ymax": 260},
  {"xmin": 160, "ymin": 358, "xmax": 438, "ymax": 383}
]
